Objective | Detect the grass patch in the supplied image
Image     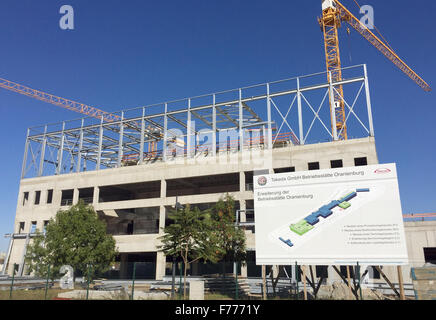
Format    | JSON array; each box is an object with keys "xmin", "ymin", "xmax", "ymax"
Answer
[
  {"xmin": 205, "ymin": 292, "xmax": 235, "ymax": 300},
  {"xmin": 0, "ymin": 288, "xmax": 71, "ymax": 300}
]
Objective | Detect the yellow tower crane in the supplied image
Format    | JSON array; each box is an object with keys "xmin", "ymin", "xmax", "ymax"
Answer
[{"xmin": 319, "ymin": 0, "xmax": 431, "ymax": 140}]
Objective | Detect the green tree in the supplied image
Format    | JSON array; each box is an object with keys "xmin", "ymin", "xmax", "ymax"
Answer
[
  {"xmin": 158, "ymin": 204, "xmax": 223, "ymax": 298},
  {"xmin": 25, "ymin": 201, "xmax": 117, "ymax": 280},
  {"xmin": 210, "ymin": 194, "xmax": 247, "ymax": 268},
  {"xmin": 23, "ymin": 231, "xmax": 50, "ymax": 278}
]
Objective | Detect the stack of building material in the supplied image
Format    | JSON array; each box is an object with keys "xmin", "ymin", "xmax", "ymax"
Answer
[{"xmin": 411, "ymin": 266, "xmax": 436, "ymax": 300}]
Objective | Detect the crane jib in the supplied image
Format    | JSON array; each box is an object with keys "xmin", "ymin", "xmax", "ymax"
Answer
[{"xmin": 334, "ymin": 0, "xmax": 430, "ymax": 92}]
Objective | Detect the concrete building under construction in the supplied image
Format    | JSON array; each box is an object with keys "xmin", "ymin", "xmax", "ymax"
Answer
[{"xmin": 2, "ymin": 65, "xmax": 435, "ymax": 289}]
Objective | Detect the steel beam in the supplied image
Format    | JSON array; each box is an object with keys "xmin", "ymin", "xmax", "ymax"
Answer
[
  {"xmin": 77, "ymin": 119, "xmax": 84, "ymax": 173},
  {"xmin": 297, "ymin": 77, "xmax": 304, "ymax": 145},
  {"xmin": 187, "ymin": 99, "xmax": 192, "ymax": 158},
  {"xmin": 117, "ymin": 112, "xmax": 124, "ymax": 167},
  {"xmin": 266, "ymin": 83, "xmax": 272, "ymax": 149},
  {"xmin": 212, "ymin": 94, "xmax": 217, "ymax": 156},
  {"xmin": 364, "ymin": 64, "xmax": 375, "ymax": 137},
  {"xmin": 215, "ymin": 105, "xmax": 239, "ymax": 127},
  {"xmin": 96, "ymin": 116, "xmax": 104, "ymax": 170},
  {"xmin": 163, "ymin": 103, "xmax": 168, "ymax": 162},
  {"xmin": 37, "ymin": 126, "xmax": 47, "ymax": 176},
  {"xmin": 239, "ymin": 88, "xmax": 243, "ymax": 150},
  {"xmin": 329, "ymin": 72, "xmax": 338, "ymax": 141},
  {"xmin": 56, "ymin": 122, "xmax": 65, "ymax": 175},
  {"xmin": 139, "ymin": 107, "xmax": 145, "ymax": 164},
  {"xmin": 191, "ymin": 109, "xmax": 213, "ymax": 127},
  {"xmin": 20, "ymin": 129, "xmax": 30, "ymax": 179}
]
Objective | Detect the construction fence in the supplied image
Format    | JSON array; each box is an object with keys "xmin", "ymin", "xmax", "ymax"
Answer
[{"xmin": 0, "ymin": 261, "xmax": 420, "ymax": 300}]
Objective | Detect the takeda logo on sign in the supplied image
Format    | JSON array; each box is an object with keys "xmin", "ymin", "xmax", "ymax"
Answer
[
  {"xmin": 374, "ymin": 168, "xmax": 391, "ymax": 174},
  {"xmin": 257, "ymin": 176, "xmax": 267, "ymax": 186}
]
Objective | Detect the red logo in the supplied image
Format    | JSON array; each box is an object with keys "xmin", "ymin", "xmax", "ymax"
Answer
[{"xmin": 374, "ymin": 168, "xmax": 391, "ymax": 174}]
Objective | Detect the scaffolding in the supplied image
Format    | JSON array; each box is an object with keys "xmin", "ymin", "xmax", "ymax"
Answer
[{"xmin": 21, "ymin": 64, "xmax": 374, "ymax": 179}]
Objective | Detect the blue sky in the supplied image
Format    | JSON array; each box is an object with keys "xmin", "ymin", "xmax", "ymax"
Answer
[{"xmin": 0, "ymin": 0, "xmax": 435, "ymax": 252}]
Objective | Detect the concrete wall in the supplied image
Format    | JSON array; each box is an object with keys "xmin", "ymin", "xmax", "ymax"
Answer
[
  {"xmin": 319, "ymin": 221, "xmax": 436, "ymax": 287},
  {"xmin": 398, "ymin": 221, "xmax": 436, "ymax": 283},
  {"xmin": 404, "ymin": 221, "xmax": 436, "ymax": 266},
  {"xmin": 7, "ymin": 137, "xmax": 380, "ymax": 279}
]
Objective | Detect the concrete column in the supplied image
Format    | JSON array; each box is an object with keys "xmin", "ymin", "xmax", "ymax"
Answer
[
  {"xmin": 155, "ymin": 251, "xmax": 166, "ymax": 280},
  {"xmin": 40, "ymin": 190, "xmax": 47, "ymax": 205},
  {"xmin": 72, "ymin": 188, "xmax": 79, "ymax": 205},
  {"xmin": 160, "ymin": 179, "xmax": 167, "ymax": 198},
  {"xmin": 53, "ymin": 190, "xmax": 62, "ymax": 206},
  {"xmin": 239, "ymin": 200, "xmax": 246, "ymax": 223},
  {"xmin": 319, "ymin": 160, "xmax": 330, "ymax": 170},
  {"xmin": 159, "ymin": 206, "xmax": 166, "ymax": 234},
  {"xmin": 93, "ymin": 186, "xmax": 100, "ymax": 205},
  {"xmin": 239, "ymin": 171, "xmax": 246, "ymax": 192},
  {"xmin": 343, "ymin": 157, "xmax": 354, "ymax": 168},
  {"xmin": 28, "ymin": 191, "xmax": 35, "ymax": 207},
  {"xmin": 7, "ymin": 260, "xmax": 14, "ymax": 276},
  {"xmin": 241, "ymin": 263, "xmax": 248, "ymax": 278},
  {"xmin": 239, "ymin": 198, "xmax": 247, "ymax": 278},
  {"xmin": 156, "ymin": 204, "xmax": 166, "ymax": 280},
  {"xmin": 19, "ymin": 192, "xmax": 25, "ymax": 207}
]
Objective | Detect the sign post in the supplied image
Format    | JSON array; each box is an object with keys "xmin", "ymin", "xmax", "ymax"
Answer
[
  {"xmin": 302, "ymin": 265, "xmax": 308, "ymax": 300},
  {"xmin": 261, "ymin": 265, "xmax": 266, "ymax": 300},
  {"xmin": 397, "ymin": 266, "xmax": 405, "ymax": 300}
]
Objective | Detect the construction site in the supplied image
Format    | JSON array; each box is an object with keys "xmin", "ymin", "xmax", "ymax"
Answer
[{"xmin": 0, "ymin": 0, "xmax": 435, "ymax": 300}]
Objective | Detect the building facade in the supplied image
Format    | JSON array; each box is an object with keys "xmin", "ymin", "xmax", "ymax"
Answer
[{"xmin": 4, "ymin": 136, "xmax": 379, "ymax": 279}]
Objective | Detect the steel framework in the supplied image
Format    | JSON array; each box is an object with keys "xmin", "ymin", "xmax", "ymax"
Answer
[{"xmin": 21, "ymin": 65, "xmax": 374, "ymax": 179}]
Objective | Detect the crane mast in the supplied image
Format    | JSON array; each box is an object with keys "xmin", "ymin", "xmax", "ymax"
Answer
[{"xmin": 319, "ymin": 0, "xmax": 348, "ymax": 140}]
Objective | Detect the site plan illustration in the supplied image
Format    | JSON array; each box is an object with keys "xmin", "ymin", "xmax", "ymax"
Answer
[{"xmin": 269, "ymin": 186, "xmax": 383, "ymax": 251}]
